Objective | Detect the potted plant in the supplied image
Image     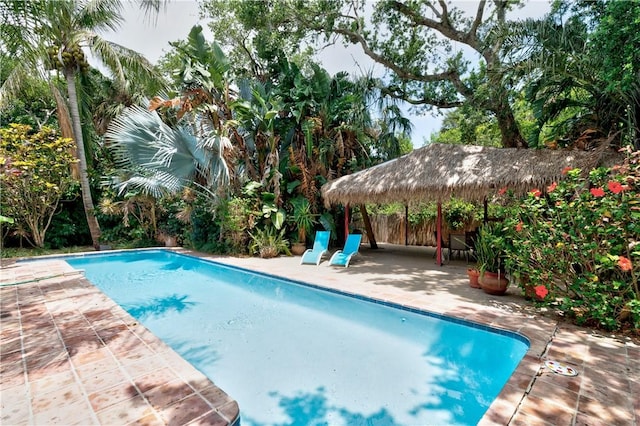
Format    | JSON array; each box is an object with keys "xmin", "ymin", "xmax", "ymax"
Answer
[
  {"xmin": 288, "ymin": 196, "xmax": 317, "ymax": 255},
  {"xmin": 475, "ymin": 223, "xmax": 509, "ymax": 295},
  {"xmin": 466, "ymin": 266, "xmax": 481, "ymax": 288}
]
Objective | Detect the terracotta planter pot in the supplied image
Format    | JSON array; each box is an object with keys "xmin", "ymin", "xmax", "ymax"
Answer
[
  {"xmin": 291, "ymin": 242, "xmax": 307, "ymax": 256},
  {"xmin": 479, "ymin": 271, "xmax": 509, "ymax": 295},
  {"xmin": 467, "ymin": 268, "xmax": 481, "ymax": 288}
]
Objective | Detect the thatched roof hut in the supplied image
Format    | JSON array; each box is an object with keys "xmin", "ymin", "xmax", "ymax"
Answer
[{"xmin": 322, "ymin": 143, "xmax": 617, "ymax": 206}]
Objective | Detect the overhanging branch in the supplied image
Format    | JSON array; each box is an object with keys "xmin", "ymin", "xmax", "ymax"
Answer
[
  {"xmin": 332, "ymin": 27, "xmax": 456, "ymax": 84},
  {"xmin": 382, "ymin": 86, "xmax": 463, "ymax": 108}
]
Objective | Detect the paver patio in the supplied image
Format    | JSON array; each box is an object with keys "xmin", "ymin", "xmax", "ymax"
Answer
[{"xmin": 1, "ymin": 243, "xmax": 638, "ymax": 425}]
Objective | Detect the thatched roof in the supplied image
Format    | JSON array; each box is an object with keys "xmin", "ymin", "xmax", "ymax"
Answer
[{"xmin": 322, "ymin": 143, "xmax": 621, "ymax": 206}]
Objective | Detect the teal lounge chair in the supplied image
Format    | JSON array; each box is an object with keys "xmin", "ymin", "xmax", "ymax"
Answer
[
  {"xmin": 301, "ymin": 231, "xmax": 330, "ymax": 265},
  {"xmin": 329, "ymin": 234, "xmax": 362, "ymax": 267}
]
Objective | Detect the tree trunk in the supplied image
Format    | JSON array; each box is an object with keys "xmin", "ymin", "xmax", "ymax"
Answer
[
  {"xmin": 65, "ymin": 70, "xmax": 101, "ymax": 249},
  {"xmin": 633, "ymin": 102, "xmax": 640, "ymax": 150},
  {"xmin": 495, "ymin": 101, "xmax": 528, "ymax": 148},
  {"xmin": 358, "ymin": 204, "xmax": 378, "ymax": 249}
]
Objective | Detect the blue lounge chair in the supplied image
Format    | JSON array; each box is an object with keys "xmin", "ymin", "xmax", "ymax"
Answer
[
  {"xmin": 300, "ymin": 231, "xmax": 331, "ymax": 265},
  {"xmin": 329, "ymin": 234, "xmax": 362, "ymax": 267}
]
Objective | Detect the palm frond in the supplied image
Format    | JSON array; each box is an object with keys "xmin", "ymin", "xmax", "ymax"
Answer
[{"xmin": 105, "ymin": 104, "xmax": 230, "ymax": 196}]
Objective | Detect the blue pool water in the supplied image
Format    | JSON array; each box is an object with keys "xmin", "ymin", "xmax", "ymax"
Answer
[{"xmin": 65, "ymin": 250, "xmax": 528, "ymax": 426}]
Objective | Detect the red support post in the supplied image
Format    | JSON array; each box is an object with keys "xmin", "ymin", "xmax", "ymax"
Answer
[
  {"xmin": 344, "ymin": 203, "xmax": 350, "ymax": 244},
  {"xmin": 436, "ymin": 202, "xmax": 443, "ymax": 266}
]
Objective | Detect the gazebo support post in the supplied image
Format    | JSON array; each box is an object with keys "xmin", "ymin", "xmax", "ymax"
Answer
[
  {"xmin": 358, "ymin": 204, "xmax": 378, "ymax": 249},
  {"xmin": 344, "ymin": 203, "xmax": 350, "ymax": 244},
  {"xmin": 483, "ymin": 197, "xmax": 488, "ymax": 224},
  {"xmin": 436, "ymin": 202, "xmax": 443, "ymax": 266},
  {"xmin": 404, "ymin": 204, "xmax": 409, "ymax": 246}
]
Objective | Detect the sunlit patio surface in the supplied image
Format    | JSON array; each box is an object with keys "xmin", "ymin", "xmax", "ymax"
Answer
[{"xmin": 1, "ymin": 243, "xmax": 638, "ymax": 425}]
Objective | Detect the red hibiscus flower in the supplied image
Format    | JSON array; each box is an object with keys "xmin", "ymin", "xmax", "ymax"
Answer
[
  {"xmin": 498, "ymin": 187, "xmax": 508, "ymax": 196},
  {"xmin": 515, "ymin": 222, "xmax": 523, "ymax": 232},
  {"xmin": 547, "ymin": 182, "xmax": 557, "ymax": 192},
  {"xmin": 590, "ymin": 187, "xmax": 605, "ymax": 197},
  {"xmin": 561, "ymin": 166, "xmax": 573, "ymax": 175},
  {"xmin": 530, "ymin": 189, "xmax": 542, "ymax": 197},
  {"xmin": 607, "ymin": 181, "xmax": 624, "ymax": 194},
  {"xmin": 618, "ymin": 256, "xmax": 632, "ymax": 272},
  {"xmin": 534, "ymin": 285, "xmax": 548, "ymax": 299}
]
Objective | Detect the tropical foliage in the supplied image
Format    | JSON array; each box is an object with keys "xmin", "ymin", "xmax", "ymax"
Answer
[
  {"xmin": 1, "ymin": 0, "xmax": 166, "ymax": 249},
  {"xmin": 0, "ymin": 124, "xmax": 77, "ymax": 247}
]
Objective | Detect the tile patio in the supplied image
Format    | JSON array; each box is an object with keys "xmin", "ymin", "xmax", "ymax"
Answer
[{"xmin": 0, "ymin": 243, "xmax": 638, "ymax": 425}]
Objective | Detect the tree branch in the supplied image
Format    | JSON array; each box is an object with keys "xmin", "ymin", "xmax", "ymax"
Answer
[
  {"xmin": 332, "ymin": 27, "xmax": 455, "ymax": 83},
  {"xmin": 469, "ymin": 0, "xmax": 486, "ymax": 41},
  {"xmin": 388, "ymin": 1, "xmax": 467, "ymax": 46},
  {"xmin": 382, "ymin": 86, "xmax": 463, "ymax": 108}
]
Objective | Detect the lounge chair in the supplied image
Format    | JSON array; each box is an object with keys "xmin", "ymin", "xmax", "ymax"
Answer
[
  {"xmin": 329, "ymin": 233, "xmax": 362, "ymax": 267},
  {"xmin": 300, "ymin": 231, "xmax": 331, "ymax": 265}
]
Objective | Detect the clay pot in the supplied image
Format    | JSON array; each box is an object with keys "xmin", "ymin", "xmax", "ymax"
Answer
[
  {"xmin": 479, "ymin": 271, "xmax": 509, "ymax": 295},
  {"xmin": 467, "ymin": 268, "xmax": 481, "ymax": 288},
  {"xmin": 291, "ymin": 242, "xmax": 307, "ymax": 256}
]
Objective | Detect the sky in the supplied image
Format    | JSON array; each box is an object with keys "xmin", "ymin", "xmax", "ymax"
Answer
[{"xmin": 103, "ymin": 0, "xmax": 551, "ymax": 147}]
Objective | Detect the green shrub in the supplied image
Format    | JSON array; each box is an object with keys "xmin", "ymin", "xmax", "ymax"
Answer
[
  {"xmin": 443, "ymin": 199, "xmax": 476, "ymax": 230},
  {"xmin": 248, "ymin": 226, "xmax": 291, "ymax": 258}
]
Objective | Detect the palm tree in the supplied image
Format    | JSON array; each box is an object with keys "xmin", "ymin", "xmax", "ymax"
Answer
[
  {"xmin": 104, "ymin": 26, "xmax": 233, "ymax": 200},
  {"xmin": 0, "ymin": 0, "xmax": 165, "ymax": 249}
]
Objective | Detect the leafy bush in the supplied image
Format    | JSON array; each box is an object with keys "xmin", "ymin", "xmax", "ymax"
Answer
[
  {"xmin": 443, "ymin": 199, "xmax": 476, "ymax": 230},
  {"xmin": 502, "ymin": 149, "xmax": 640, "ymax": 332},
  {"xmin": 0, "ymin": 124, "xmax": 77, "ymax": 247},
  {"xmin": 214, "ymin": 196, "xmax": 254, "ymax": 254},
  {"xmin": 248, "ymin": 226, "xmax": 291, "ymax": 258}
]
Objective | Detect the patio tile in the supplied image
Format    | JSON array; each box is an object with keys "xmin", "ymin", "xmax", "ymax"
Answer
[
  {"xmin": 30, "ymin": 368, "xmax": 77, "ymax": 395},
  {"xmin": 95, "ymin": 394, "xmax": 156, "ymax": 425},
  {"xmin": 80, "ymin": 365, "xmax": 131, "ymax": 394},
  {"xmin": 31, "ymin": 382, "xmax": 86, "ymax": 414},
  {"xmin": 33, "ymin": 401, "xmax": 97, "ymax": 426},
  {"xmin": 74, "ymin": 353, "xmax": 120, "ymax": 381},
  {"xmin": 25, "ymin": 350, "xmax": 70, "ymax": 381},
  {"xmin": 197, "ymin": 386, "xmax": 235, "ymax": 408},
  {"xmin": 69, "ymin": 344, "xmax": 112, "ymax": 367},
  {"xmin": 185, "ymin": 410, "xmax": 229, "ymax": 426},
  {"xmin": 134, "ymin": 367, "xmax": 182, "ymax": 393},
  {"xmin": 216, "ymin": 401, "xmax": 240, "ymax": 423},
  {"xmin": 121, "ymin": 354, "xmax": 168, "ymax": 378},
  {"xmin": 574, "ymin": 411, "xmax": 618, "ymax": 426},
  {"xmin": 126, "ymin": 412, "xmax": 165, "ymax": 426},
  {"xmin": 577, "ymin": 394, "xmax": 635, "ymax": 424},
  {"xmin": 0, "ymin": 384, "xmax": 31, "ymax": 425},
  {"xmin": 158, "ymin": 394, "xmax": 211, "ymax": 425},
  {"xmin": 519, "ymin": 394, "xmax": 575, "ymax": 424},
  {"xmin": 527, "ymin": 378, "xmax": 579, "ymax": 411},
  {"xmin": 88, "ymin": 382, "xmax": 141, "ymax": 412},
  {"xmin": 144, "ymin": 379, "xmax": 195, "ymax": 410},
  {"xmin": 510, "ymin": 411, "xmax": 554, "ymax": 426}
]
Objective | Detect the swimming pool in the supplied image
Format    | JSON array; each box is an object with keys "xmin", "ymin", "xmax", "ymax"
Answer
[{"xmin": 65, "ymin": 249, "xmax": 529, "ymax": 425}]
